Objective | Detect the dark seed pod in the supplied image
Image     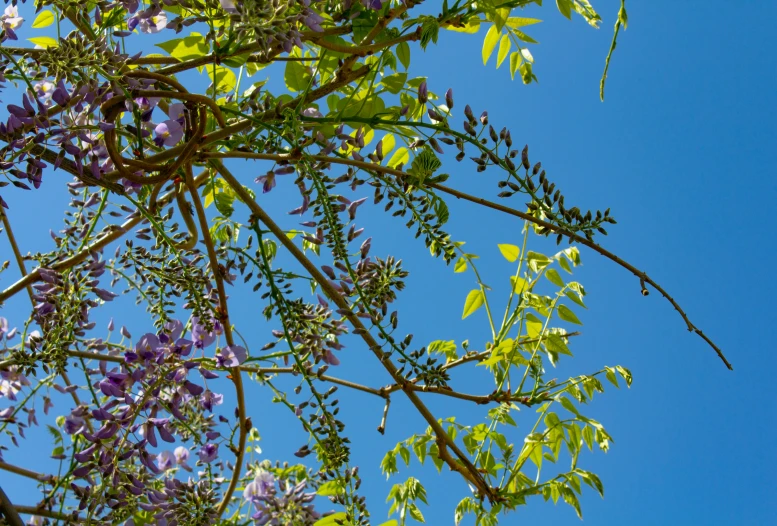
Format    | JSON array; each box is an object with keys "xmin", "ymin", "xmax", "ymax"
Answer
[
  {"xmin": 532, "ymin": 162, "xmax": 541, "ymax": 175},
  {"xmin": 521, "ymin": 146, "xmax": 530, "ymax": 170}
]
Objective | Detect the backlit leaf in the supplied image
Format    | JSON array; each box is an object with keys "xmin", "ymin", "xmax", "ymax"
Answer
[
  {"xmin": 557, "ymin": 304, "xmax": 582, "ymax": 325},
  {"xmin": 482, "ymin": 25, "xmax": 500, "ymax": 65},
  {"xmin": 462, "ymin": 289, "xmax": 484, "ymax": 319},
  {"xmin": 32, "ymin": 10, "xmax": 55, "ymax": 28},
  {"xmin": 498, "ymin": 244, "xmax": 520, "ymax": 262}
]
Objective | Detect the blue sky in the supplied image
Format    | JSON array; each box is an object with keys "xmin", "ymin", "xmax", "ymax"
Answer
[{"xmin": 1, "ymin": 1, "xmax": 776, "ymax": 525}]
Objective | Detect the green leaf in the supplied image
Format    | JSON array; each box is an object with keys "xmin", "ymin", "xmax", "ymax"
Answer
[
  {"xmin": 616, "ymin": 365, "xmax": 633, "ymax": 387},
  {"xmin": 556, "ymin": 0, "xmax": 573, "ymax": 19},
  {"xmin": 446, "ymin": 18, "xmax": 481, "ymax": 34},
  {"xmin": 454, "ymin": 257, "xmax": 468, "ymax": 273},
  {"xmin": 525, "ymin": 312, "xmax": 543, "ymax": 338},
  {"xmin": 387, "ymin": 147, "xmax": 409, "ymax": 168},
  {"xmin": 546, "ymin": 333, "xmax": 572, "ymax": 356},
  {"xmin": 462, "ymin": 289, "xmax": 484, "ymax": 319},
  {"xmin": 382, "ymin": 72, "xmax": 407, "ymax": 94},
  {"xmin": 27, "ymin": 36, "xmax": 58, "ymax": 48},
  {"xmin": 496, "ymin": 34, "xmax": 511, "ymax": 68},
  {"xmin": 564, "ymin": 289, "xmax": 586, "ymax": 308},
  {"xmin": 604, "ymin": 366, "xmax": 619, "ymax": 388},
  {"xmin": 482, "ymin": 25, "xmax": 500, "ymax": 65},
  {"xmin": 527, "ymin": 251, "xmax": 552, "ymax": 271},
  {"xmin": 408, "ymin": 502, "xmax": 425, "ymax": 523},
  {"xmin": 32, "ymin": 10, "xmax": 55, "ymax": 28},
  {"xmin": 284, "ymin": 61, "xmax": 310, "ymax": 92},
  {"xmin": 317, "ymin": 480, "xmax": 345, "ymax": 496},
  {"xmin": 560, "ymin": 396, "xmax": 580, "ymax": 416},
  {"xmin": 509, "ymin": 51, "xmax": 522, "ymax": 80},
  {"xmin": 506, "ymin": 17, "xmax": 542, "ymax": 28},
  {"xmin": 396, "ymin": 41, "xmax": 411, "ymax": 69},
  {"xmin": 498, "ymin": 244, "xmax": 520, "ymax": 262},
  {"xmin": 314, "ymin": 512, "xmax": 348, "ymax": 526},
  {"xmin": 156, "ymin": 33, "xmax": 209, "ymax": 61},
  {"xmin": 428, "ymin": 340, "xmax": 457, "ymax": 361},
  {"xmin": 512, "ymin": 29, "xmax": 539, "ymax": 44},
  {"xmin": 379, "ymin": 521, "xmax": 399, "ymax": 526},
  {"xmin": 545, "ymin": 268, "xmax": 564, "ymax": 287},
  {"xmin": 557, "ymin": 304, "xmax": 582, "ymax": 325},
  {"xmin": 207, "ymin": 66, "xmax": 236, "ymax": 93},
  {"xmin": 510, "ymin": 276, "xmax": 528, "ymax": 294}
]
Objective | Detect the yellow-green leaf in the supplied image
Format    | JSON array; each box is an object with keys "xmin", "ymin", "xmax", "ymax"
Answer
[
  {"xmin": 446, "ymin": 18, "xmax": 480, "ymax": 34},
  {"xmin": 208, "ymin": 66, "xmax": 237, "ymax": 93},
  {"xmin": 557, "ymin": 304, "xmax": 582, "ymax": 325},
  {"xmin": 454, "ymin": 257, "xmax": 468, "ymax": 273},
  {"xmin": 462, "ymin": 289, "xmax": 484, "ymax": 319},
  {"xmin": 32, "ymin": 10, "xmax": 55, "ymax": 28},
  {"xmin": 482, "ymin": 25, "xmax": 500, "ymax": 65},
  {"xmin": 27, "ymin": 37, "xmax": 58, "ymax": 48},
  {"xmin": 506, "ymin": 17, "xmax": 542, "ymax": 28},
  {"xmin": 156, "ymin": 33, "xmax": 209, "ymax": 61},
  {"xmin": 525, "ymin": 313, "xmax": 543, "ymax": 338},
  {"xmin": 509, "ymin": 51, "xmax": 522, "ymax": 80},
  {"xmin": 381, "ymin": 134, "xmax": 396, "ymax": 157},
  {"xmin": 387, "ymin": 147, "xmax": 409, "ymax": 168},
  {"xmin": 521, "ymin": 47, "xmax": 534, "ymax": 63},
  {"xmin": 496, "ymin": 34, "xmax": 511, "ymax": 68},
  {"xmin": 498, "ymin": 244, "xmax": 520, "ymax": 262},
  {"xmin": 510, "ymin": 276, "xmax": 528, "ymax": 294},
  {"xmin": 314, "ymin": 512, "xmax": 348, "ymax": 526},
  {"xmin": 545, "ymin": 268, "xmax": 564, "ymax": 287}
]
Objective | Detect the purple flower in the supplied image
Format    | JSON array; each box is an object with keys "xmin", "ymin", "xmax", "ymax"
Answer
[
  {"xmin": 198, "ymin": 442, "xmax": 219, "ymax": 463},
  {"xmin": 219, "ymin": 0, "xmax": 238, "ymax": 12},
  {"xmin": 174, "ymin": 446, "xmax": 191, "ymax": 471},
  {"xmin": 167, "ymin": 103, "xmax": 186, "ymax": 124},
  {"xmin": 255, "ymin": 171, "xmax": 277, "ymax": 194},
  {"xmin": 243, "ymin": 471, "xmax": 275, "ymax": 502},
  {"xmin": 157, "ymin": 450, "xmax": 174, "ymax": 471},
  {"xmin": 137, "ymin": 12, "xmax": 167, "ymax": 34},
  {"xmin": 136, "ymin": 333, "xmax": 162, "ymax": 360},
  {"xmin": 216, "ymin": 345, "xmax": 247, "ymax": 368},
  {"xmin": 347, "ymin": 197, "xmax": 367, "ymax": 220},
  {"xmin": 191, "ymin": 317, "xmax": 217, "ymax": 349},
  {"xmin": 323, "ymin": 349, "xmax": 340, "ymax": 366},
  {"xmin": 199, "ymin": 390, "xmax": 224, "ymax": 412},
  {"xmin": 154, "ymin": 119, "xmax": 183, "ymax": 147},
  {"xmin": 64, "ymin": 414, "xmax": 85, "ymax": 435}
]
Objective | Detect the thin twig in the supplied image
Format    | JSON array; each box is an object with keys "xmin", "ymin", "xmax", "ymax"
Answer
[{"xmin": 210, "ymin": 151, "xmax": 732, "ymax": 370}]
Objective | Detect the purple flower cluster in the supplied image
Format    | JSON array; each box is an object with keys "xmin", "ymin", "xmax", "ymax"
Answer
[{"xmin": 243, "ymin": 470, "xmax": 323, "ymax": 525}]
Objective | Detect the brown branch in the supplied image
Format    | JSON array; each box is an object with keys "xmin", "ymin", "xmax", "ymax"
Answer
[
  {"xmin": 0, "ymin": 484, "xmax": 23, "ymax": 526},
  {"xmin": 212, "ymin": 159, "xmax": 496, "ymax": 501},
  {"xmin": 13, "ymin": 505, "xmax": 80, "ymax": 524},
  {"xmin": 0, "ymin": 461, "xmax": 55, "ymax": 483},
  {"xmin": 184, "ymin": 163, "xmax": 247, "ymax": 518},
  {"xmin": 214, "ymin": 151, "xmax": 732, "ymax": 370},
  {"xmin": 0, "ymin": 209, "xmax": 33, "ymax": 306}
]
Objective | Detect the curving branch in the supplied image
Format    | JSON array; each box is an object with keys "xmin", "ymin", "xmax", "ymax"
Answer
[
  {"xmin": 212, "ymin": 159, "xmax": 497, "ymax": 501},
  {"xmin": 202, "ymin": 151, "xmax": 732, "ymax": 370}
]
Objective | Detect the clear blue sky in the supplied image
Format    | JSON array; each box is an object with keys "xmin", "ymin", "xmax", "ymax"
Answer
[{"xmin": 1, "ymin": 1, "xmax": 776, "ymax": 525}]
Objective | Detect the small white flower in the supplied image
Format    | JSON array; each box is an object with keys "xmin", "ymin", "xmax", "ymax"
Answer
[{"xmin": 3, "ymin": 5, "xmax": 24, "ymax": 30}]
